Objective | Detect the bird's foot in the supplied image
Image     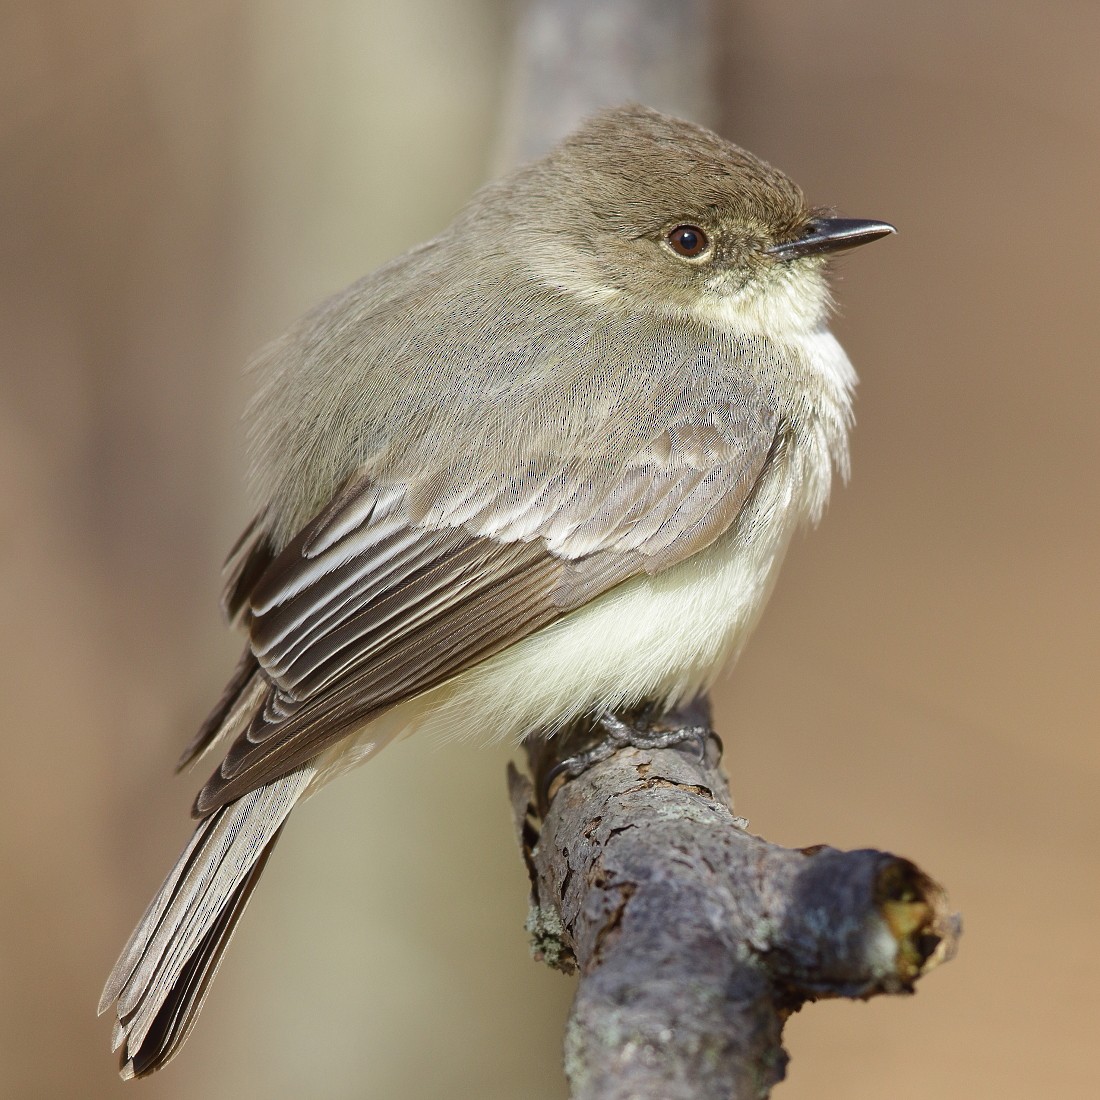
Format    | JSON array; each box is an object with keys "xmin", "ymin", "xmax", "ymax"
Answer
[
  {"xmin": 597, "ymin": 711, "xmax": 710, "ymax": 757},
  {"xmin": 541, "ymin": 709, "xmax": 711, "ymax": 805}
]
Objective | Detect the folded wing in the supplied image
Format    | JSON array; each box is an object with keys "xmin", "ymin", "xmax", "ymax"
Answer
[{"xmin": 193, "ymin": 395, "xmax": 782, "ymax": 815}]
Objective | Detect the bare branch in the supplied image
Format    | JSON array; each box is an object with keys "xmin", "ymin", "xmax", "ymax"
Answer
[{"xmin": 510, "ymin": 700, "xmax": 959, "ymax": 1099}]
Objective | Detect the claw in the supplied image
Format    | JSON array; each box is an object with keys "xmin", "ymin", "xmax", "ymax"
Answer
[{"xmin": 540, "ymin": 712, "xmax": 712, "ymax": 808}]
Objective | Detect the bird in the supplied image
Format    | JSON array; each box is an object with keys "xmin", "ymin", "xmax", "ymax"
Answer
[{"xmin": 99, "ymin": 103, "xmax": 893, "ymax": 1077}]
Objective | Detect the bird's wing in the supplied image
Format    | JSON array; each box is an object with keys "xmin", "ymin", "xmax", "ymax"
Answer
[{"xmin": 192, "ymin": 397, "xmax": 783, "ymax": 815}]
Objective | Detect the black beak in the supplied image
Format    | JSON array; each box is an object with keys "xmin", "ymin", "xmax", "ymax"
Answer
[{"xmin": 767, "ymin": 218, "xmax": 896, "ymax": 261}]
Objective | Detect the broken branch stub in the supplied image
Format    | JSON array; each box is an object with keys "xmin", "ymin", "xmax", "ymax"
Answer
[{"xmin": 509, "ymin": 699, "xmax": 959, "ymax": 1100}]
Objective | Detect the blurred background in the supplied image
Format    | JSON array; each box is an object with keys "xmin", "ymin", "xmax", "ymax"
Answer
[{"xmin": 2, "ymin": 1, "xmax": 1097, "ymax": 1097}]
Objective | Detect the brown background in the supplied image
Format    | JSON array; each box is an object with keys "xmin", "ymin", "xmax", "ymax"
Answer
[{"xmin": 2, "ymin": 2, "xmax": 1096, "ymax": 1097}]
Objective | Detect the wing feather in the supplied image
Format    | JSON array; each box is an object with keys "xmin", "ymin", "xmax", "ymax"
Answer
[
  {"xmin": 192, "ymin": 389, "xmax": 781, "ymax": 816},
  {"xmin": 220, "ymin": 511, "xmax": 273, "ymax": 625}
]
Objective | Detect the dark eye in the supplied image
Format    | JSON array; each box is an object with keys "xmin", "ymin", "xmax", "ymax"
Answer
[{"xmin": 667, "ymin": 224, "xmax": 709, "ymax": 258}]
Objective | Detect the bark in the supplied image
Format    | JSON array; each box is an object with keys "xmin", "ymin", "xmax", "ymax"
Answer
[{"xmin": 509, "ymin": 699, "xmax": 960, "ymax": 1100}]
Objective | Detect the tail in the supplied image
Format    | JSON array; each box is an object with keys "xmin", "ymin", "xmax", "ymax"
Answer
[{"xmin": 99, "ymin": 768, "xmax": 313, "ymax": 1079}]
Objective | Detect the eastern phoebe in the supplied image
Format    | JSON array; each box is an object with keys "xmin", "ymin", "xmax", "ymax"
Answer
[{"xmin": 100, "ymin": 105, "xmax": 893, "ymax": 1077}]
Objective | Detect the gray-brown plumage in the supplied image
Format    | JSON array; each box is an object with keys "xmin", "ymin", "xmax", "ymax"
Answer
[{"xmin": 100, "ymin": 104, "xmax": 892, "ymax": 1078}]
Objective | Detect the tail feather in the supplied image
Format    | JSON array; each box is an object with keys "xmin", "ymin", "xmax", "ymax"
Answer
[
  {"xmin": 100, "ymin": 768, "xmax": 313, "ymax": 1078},
  {"xmin": 122, "ymin": 825, "xmax": 284, "ymax": 1079}
]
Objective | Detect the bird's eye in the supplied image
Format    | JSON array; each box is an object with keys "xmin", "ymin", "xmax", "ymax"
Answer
[{"xmin": 666, "ymin": 225, "xmax": 709, "ymax": 258}]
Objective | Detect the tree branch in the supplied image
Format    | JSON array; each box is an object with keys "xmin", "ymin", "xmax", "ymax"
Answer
[{"xmin": 509, "ymin": 699, "xmax": 959, "ymax": 1099}]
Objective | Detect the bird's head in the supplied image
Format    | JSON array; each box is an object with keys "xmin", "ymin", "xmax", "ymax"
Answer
[{"xmin": 492, "ymin": 105, "xmax": 893, "ymax": 337}]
